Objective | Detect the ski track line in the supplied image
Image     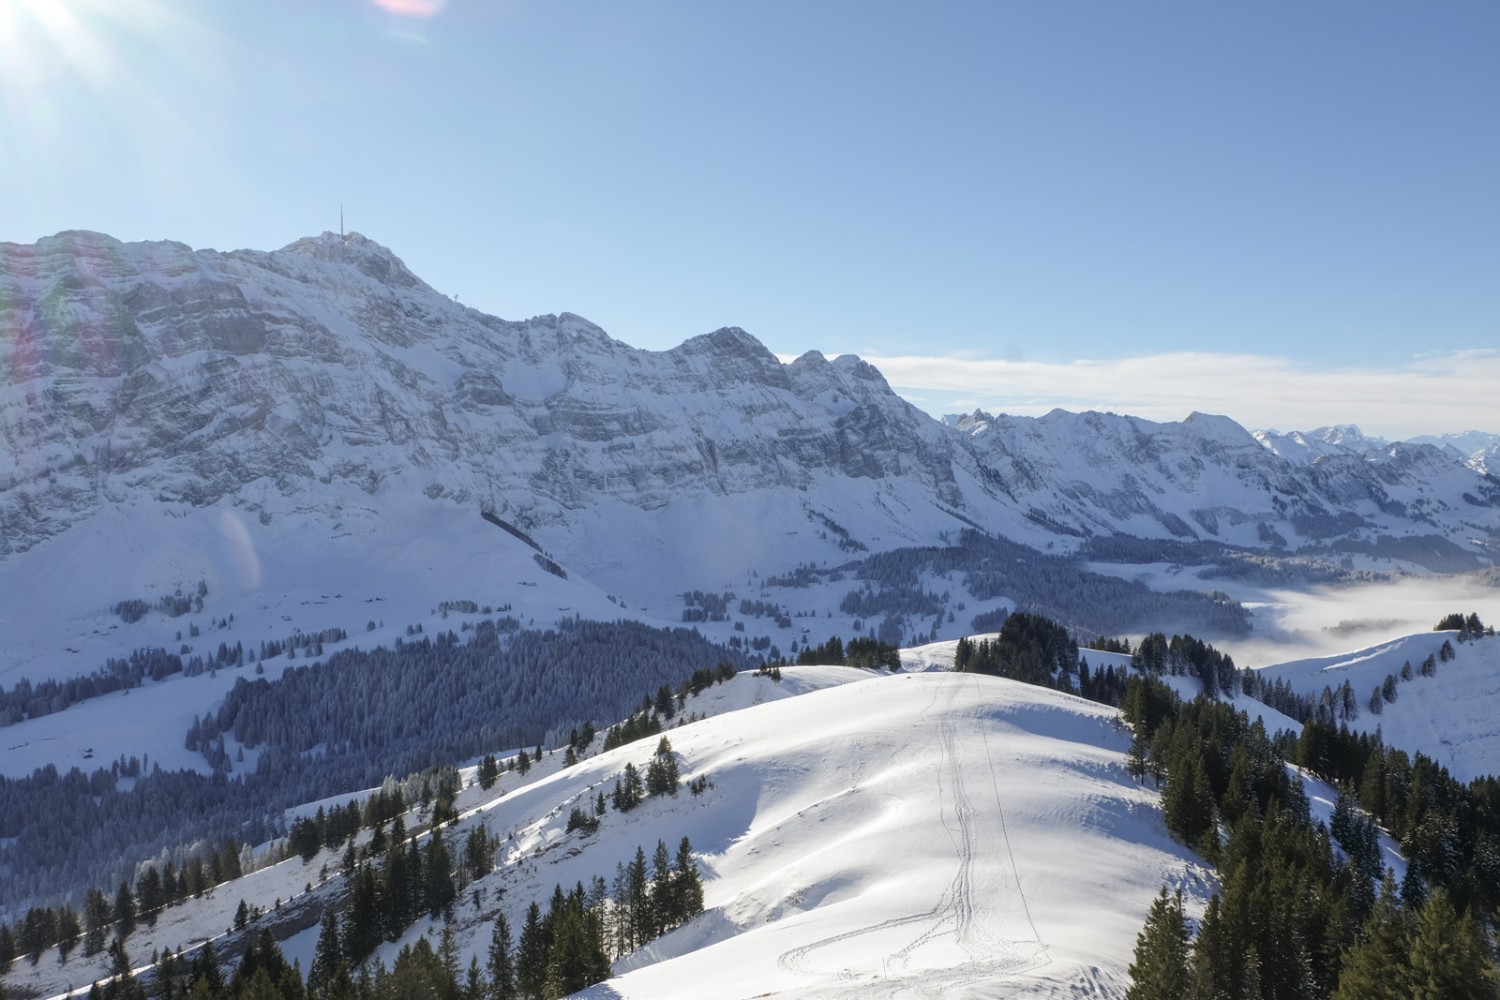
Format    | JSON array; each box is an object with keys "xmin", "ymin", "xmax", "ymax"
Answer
[
  {"xmin": 775, "ymin": 677, "xmax": 1049, "ymax": 992},
  {"xmin": 774, "ymin": 680, "xmax": 950, "ymax": 981}
]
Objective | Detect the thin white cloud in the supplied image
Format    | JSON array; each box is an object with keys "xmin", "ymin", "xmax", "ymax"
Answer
[{"xmin": 858, "ymin": 350, "xmax": 1500, "ymax": 440}]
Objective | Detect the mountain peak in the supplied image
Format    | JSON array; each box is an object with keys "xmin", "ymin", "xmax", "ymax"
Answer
[{"xmin": 276, "ymin": 231, "xmax": 427, "ymax": 289}]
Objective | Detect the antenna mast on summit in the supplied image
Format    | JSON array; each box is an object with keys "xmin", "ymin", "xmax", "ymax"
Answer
[{"xmin": 340, "ymin": 204, "xmax": 345, "ymax": 238}]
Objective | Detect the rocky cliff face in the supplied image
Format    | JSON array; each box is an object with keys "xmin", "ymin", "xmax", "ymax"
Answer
[
  {"xmin": 2, "ymin": 230, "xmax": 1496, "ymax": 570},
  {"xmin": 0, "ymin": 231, "xmax": 969, "ymax": 557}
]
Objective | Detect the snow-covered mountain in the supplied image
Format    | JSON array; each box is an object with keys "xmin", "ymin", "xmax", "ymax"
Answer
[
  {"xmin": 952, "ymin": 409, "xmax": 1498, "ymax": 564},
  {"xmin": 3, "ymin": 229, "xmax": 1499, "ymax": 701},
  {"xmin": 1406, "ymin": 431, "xmax": 1500, "ymax": 476},
  {"xmin": 1252, "ymin": 424, "xmax": 1388, "ymax": 464},
  {"xmin": 1258, "ymin": 425, "xmax": 1500, "ymax": 479},
  {"xmin": 4, "ymin": 230, "xmax": 1497, "ymax": 583},
  {"xmin": 0, "ymin": 230, "xmax": 967, "ymax": 560}
]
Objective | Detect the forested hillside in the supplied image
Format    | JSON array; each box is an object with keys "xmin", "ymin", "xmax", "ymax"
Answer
[{"xmin": 0, "ymin": 619, "xmax": 750, "ymax": 912}]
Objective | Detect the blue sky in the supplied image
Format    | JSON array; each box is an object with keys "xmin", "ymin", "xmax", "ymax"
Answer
[{"xmin": 2, "ymin": 0, "xmax": 1496, "ymax": 437}]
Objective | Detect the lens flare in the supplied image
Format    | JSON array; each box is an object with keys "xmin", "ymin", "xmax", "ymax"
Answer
[
  {"xmin": 219, "ymin": 509, "xmax": 263, "ymax": 591},
  {"xmin": 371, "ymin": 0, "xmax": 448, "ymax": 17}
]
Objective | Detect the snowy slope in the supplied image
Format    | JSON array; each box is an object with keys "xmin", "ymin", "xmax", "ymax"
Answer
[
  {"xmin": 1254, "ymin": 631, "xmax": 1500, "ymax": 782},
  {"xmin": 8, "ymin": 665, "xmax": 1219, "ymax": 1000},
  {"xmin": 581, "ymin": 670, "xmax": 1210, "ymax": 1000}
]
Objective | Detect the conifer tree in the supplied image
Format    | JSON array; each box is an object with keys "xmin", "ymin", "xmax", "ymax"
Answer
[
  {"xmin": 1406, "ymin": 888, "xmax": 1493, "ymax": 1000},
  {"xmin": 1330, "ymin": 875, "xmax": 1413, "ymax": 1000},
  {"xmin": 309, "ymin": 909, "xmax": 343, "ymax": 996},
  {"xmin": 135, "ymin": 867, "xmax": 164, "ymax": 926},
  {"xmin": 439, "ymin": 922, "xmax": 462, "ymax": 997},
  {"xmin": 104, "ymin": 938, "xmax": 146, "ymax": 1000},
  {"xmin": 464, "ymin": 825, "xmax": 495, "ymax": 882},
  {"xmin": 152, "ymin": 947, "xmax": 178, "ymax": 1000},
  {"xmin": 83, "ymin": 887, "xmax": 111, "ymax": 956},
  {"xmin": 1125, "ymin": 727, "xmax": 1148, "ymax": 784},
  {"xmin": 516, "ymin": 902, "xmax": 547, "ymax": 1000},
  {"xmin": 462, "ymin": 957, "xmax": 484, "ymax": 1000},
  {"xmin": 488, "ymin": 913, "xmax": 516, "ymax": 1000},
  {"xmin": 1125, "ymin": 888, "xmax": 1189, "ymax": 1000},
  {"xmin": 343, "ymin": 866, "xmax": 382, "ymax": 964},
  {"xmin": 645, "ymin": 738, "xmax": 680, "ymax": 797},
  {"xmin": 1187, "ymin": 894, "xmax": 1233, "ymax": 1000},
  {"xmin": 673, "ymin": 837, "xmax": 704, "ymax": 921},
  {"xmin": 611, "ymin": 763, "xmax": 644, "ymax": 812},
  {"xmin": 113, "ymin": 882, "xmax": 137, "ymax": 940},
  {"xmin": 190, "ymin": 939, "xmax": 224, "ymax": 997},
  {"xmin": 542, "ymin": 886, "xmax": 607, "ymax": 997},
  {"xmin": 625, "ymin": 847, "xmax": 649, "ymax": 953},
  {"xmin": 649, "ymin": 840, "xmax": 674, "ymax": 936},
  {"xmin": 425, "ymin": 828, "xmax": 456, "ymax": 917},
  {"xmin": 1161, "ymin": 751, "xmax": 1214, "ymax": 854},
  {"xmin": 55, "ymin": 905, "xmax": 81, "ymax": 962},
  {"xmin": 478, "ymin": 754, "xmax": 500, "ymax": 790}
]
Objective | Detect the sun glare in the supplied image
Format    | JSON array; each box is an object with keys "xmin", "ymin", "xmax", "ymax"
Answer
[
  {"xmin": 0, "ymin": 0, "xmax": 218, "ymax": 177},
  {"xmin": 0, "ymin": 0, "xmax": 97, "ymax": 87}
]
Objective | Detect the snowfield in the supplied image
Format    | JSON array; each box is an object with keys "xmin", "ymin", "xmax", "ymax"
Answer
[{"xmin": 578, "ymin": 669, "xmax": 1211, "ymax": 999}]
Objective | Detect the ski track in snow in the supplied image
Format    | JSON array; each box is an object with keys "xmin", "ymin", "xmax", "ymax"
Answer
[{"xmin": 773, "ymin": 675, "xmax": 1049, "ymax": 997}]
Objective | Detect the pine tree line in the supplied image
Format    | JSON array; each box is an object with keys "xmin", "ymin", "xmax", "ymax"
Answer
[
  {"xmin": 793, "ymin": 635, "xmax": 901, "ymax": 670},
  {"xmin": 1, "ymin": 834, "xmax": 254, "ymax": 971},
  {"xmin": 102, "ymin": 829, "xmax": 706, "ymax": 1000},
  {"xmin": 1, "ymin": 620, "xmax": 751, "ymax": 912},
  {"xmin": 1122, "ymin": 673, "xmax": 1500, "ymax": 998},
  {"xmin": 754, "ymin": 528, "xmax": 1252, "ymax": 641}
]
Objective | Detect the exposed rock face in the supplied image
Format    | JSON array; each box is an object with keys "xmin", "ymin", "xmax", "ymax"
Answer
[
  {"xmin": 0, "ymin": 231, "xmax": 967, "ymax": 555},
  {"xmin": 2, "ymin": 230, "xmax": 1496, "ymax": 567}
]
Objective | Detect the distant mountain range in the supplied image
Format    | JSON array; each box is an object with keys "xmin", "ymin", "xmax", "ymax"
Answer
[{"xmin": 3, "ymin": 230, "xmax": 1495, "ymax": 582}]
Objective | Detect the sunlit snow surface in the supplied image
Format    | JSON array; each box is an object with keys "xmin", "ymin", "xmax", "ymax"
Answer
[
  {"xmin": 9, "ymin": 666, "xmax": 1220, "ymax": 1000},
  {"xmin": 575, "ymin": 671, "xmax": 1210, "ymax": 999}
]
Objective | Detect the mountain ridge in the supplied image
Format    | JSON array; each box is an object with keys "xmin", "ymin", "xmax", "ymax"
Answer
[{"xmin": 3, "ymin": 228, "xmax": 1497, "ymax": 579}]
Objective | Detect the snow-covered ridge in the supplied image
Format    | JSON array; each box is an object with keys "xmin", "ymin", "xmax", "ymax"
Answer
[
  {"xmin": 2, "ymin": 664, "xmax": 1216, "ymax": 1000},
  {"xmin": 0, "ymin": 230, "xmax": 971, "ymax": 562}
]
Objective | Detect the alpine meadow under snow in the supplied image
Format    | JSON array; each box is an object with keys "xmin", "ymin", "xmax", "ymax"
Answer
[{"xmin": 2, "ymin": 230, "xmax": 1499, "ymax": 1000}]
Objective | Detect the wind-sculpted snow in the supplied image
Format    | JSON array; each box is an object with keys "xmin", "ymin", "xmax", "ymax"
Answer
[{"xmin": 495, "ymin": 669, "xmax": 1211, "ymax": 999}]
